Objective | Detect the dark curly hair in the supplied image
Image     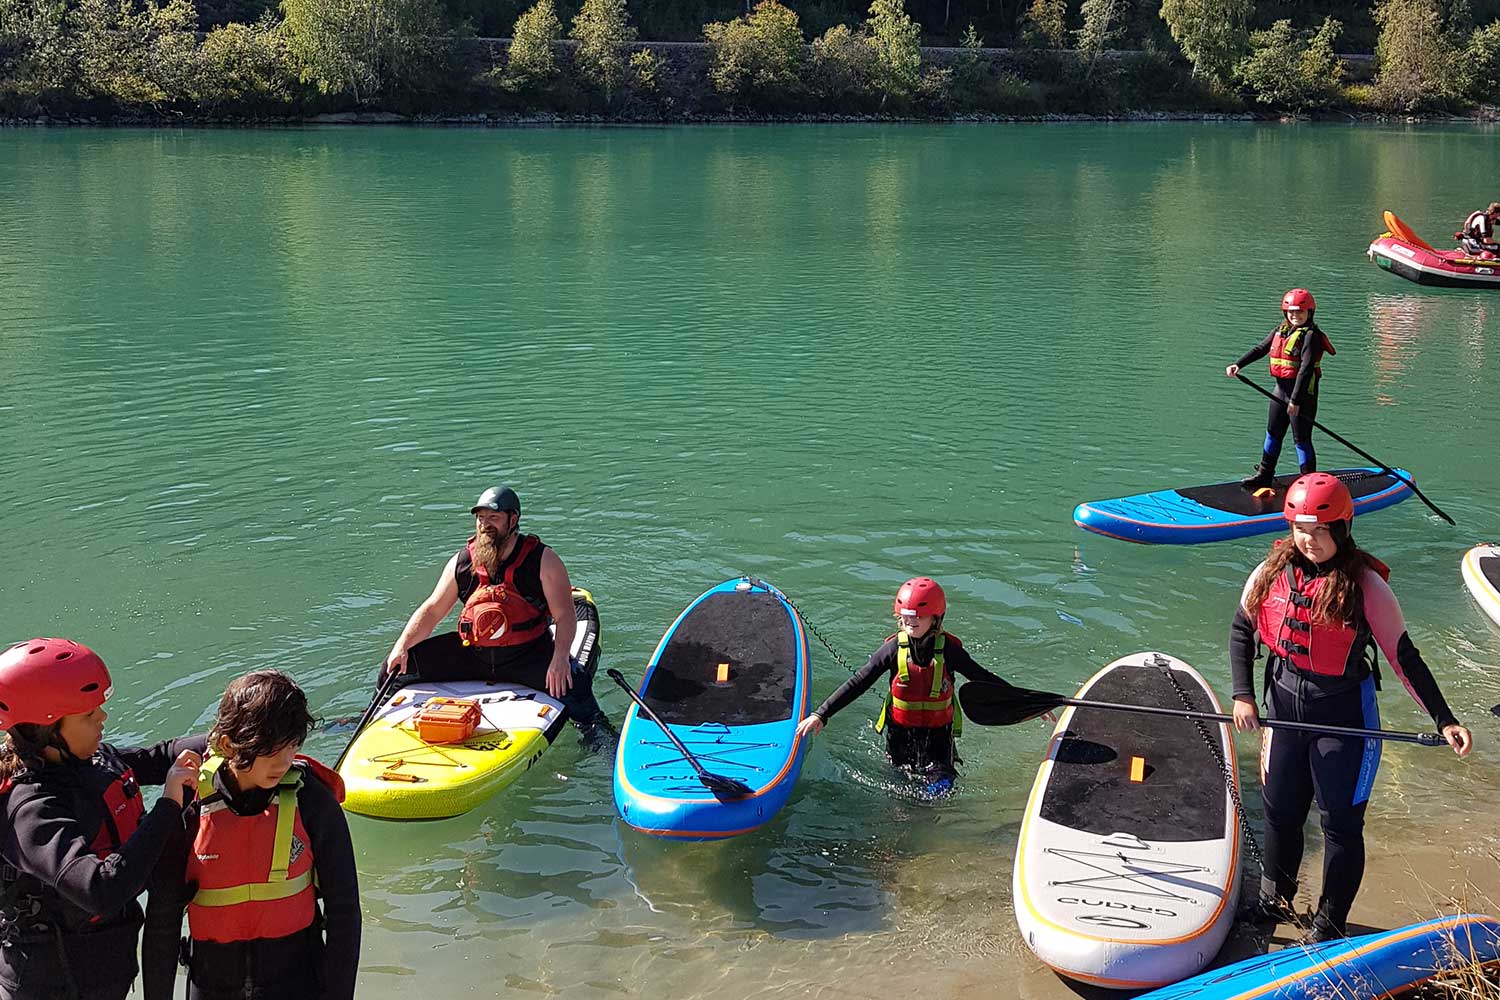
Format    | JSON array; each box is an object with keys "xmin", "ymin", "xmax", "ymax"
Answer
[{"xmin": 209, "ymin": 670, "xmax": 316, "ymax": 769}]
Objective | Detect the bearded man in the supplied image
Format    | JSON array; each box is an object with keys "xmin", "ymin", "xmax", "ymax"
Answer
[{"xmin": 383, "ymin": 486, "xmax": 615, "ymax": 751}]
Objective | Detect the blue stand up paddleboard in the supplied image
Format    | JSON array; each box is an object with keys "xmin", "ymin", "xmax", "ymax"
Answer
[
  {"xmin": 1074, "ymin": 467, "xmax": 1415, "ymax": 545},
  {"xmin": 613, "ymin": 577, "xmax": 811, "ymax": 840},
  {"xmin": 1135, "ymin": 912, "xmax": 1500, "ymax": 1000}
]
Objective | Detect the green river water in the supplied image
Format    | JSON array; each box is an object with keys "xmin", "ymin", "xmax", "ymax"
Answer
[{"xmin": 2, "ymin": 124, "xmax": 1499, "ymax": 998}]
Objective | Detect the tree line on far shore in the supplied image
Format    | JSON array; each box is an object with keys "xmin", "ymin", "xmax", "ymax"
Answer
[{"xmin": 2, "ymin": 0, "xmax": 1498, "ymax": 118}]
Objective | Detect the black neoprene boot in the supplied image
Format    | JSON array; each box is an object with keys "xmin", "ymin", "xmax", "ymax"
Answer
[
  {"xmin": 1241, "ymin": 463, "xmax": 1276, "ymax": 492},
  {"xmin": 1243, "ymin": 877, "xmax": 1298, "ymax": 925},
  {"xmin": 1299, "ymin": 897, "xmax": 1350, "ymax": 944}
]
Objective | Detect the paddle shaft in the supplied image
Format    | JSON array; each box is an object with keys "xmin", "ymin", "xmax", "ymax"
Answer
[
  {"xmin": 605, "ymin": 669, "xmax": 752, "ymax": 795},
  {"xmin": 1234, "ymin": 373, "xmax": 1454, "ymax": 525},
  {"xmin": 333, "ymin": 667, "xmax": 405, "ymax": 770},
  {"xmin": 1049, "ymin": 694, "xmax": 1446, "ymax": 746}
]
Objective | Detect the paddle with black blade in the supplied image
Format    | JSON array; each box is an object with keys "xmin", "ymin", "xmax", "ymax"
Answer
[
  {"xmin": 958, "ymin": 681, "xmax": 1450, "ymax": 746},
  {"xmin": 606, "ymin": 668, "xmax": 755, "ymax": 799},
  {"xmin": 332, "ymin": 667, "xmax": 407, "ymax": 771},
  {"xmin": 1234, "ymin": 372, "xmax": 1455, "ymax": 526}
]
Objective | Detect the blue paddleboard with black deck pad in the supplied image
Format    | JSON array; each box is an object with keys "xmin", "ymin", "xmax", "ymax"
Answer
[
  {"xmin": 613, "ymin": 576, "xmax": 811, "ymax": 840},
  {"xmin": 1073, "ymin": 467, "xmax": 1415, "ymax": 545}
]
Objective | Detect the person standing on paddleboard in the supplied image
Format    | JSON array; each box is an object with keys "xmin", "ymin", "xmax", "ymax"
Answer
[
  {"xmin": 1227, "ymin": 474, "xmax": 1473, "ymax": 943},
  {"xmin": 383, "ymin": 486, "xmax": 617, "ymax": 753},
  {"xmin": 0, "ymin": 638, "xmax": 203, "ymax": 1000},
  {"xmin": 794, "ymin": 577, "xmax": 1023, "ymax": 795},
  {"xmin": 1226, "ymin": 288, "xmax": 1334, "ymax": 493},
  {"xmin": 141, "ymin": 670, "xmax": 360, "ymax": 1000}
]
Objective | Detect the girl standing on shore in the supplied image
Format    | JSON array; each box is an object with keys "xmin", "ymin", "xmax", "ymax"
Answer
[{"xmin": 1228, "ymin": 474, "xmax": 1472, "ymax": 942}]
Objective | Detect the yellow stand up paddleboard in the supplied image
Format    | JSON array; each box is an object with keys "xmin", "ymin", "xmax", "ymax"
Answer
[
  {"xmin": 1462, "ymin": 545, "xmax": 1500, "ymax": 631},
  {"xmin": 340, "ymin": 588, "xmax": 599, "ymax": 820}
]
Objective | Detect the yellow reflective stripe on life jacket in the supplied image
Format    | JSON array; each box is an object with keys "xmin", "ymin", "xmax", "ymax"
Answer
[
  {"xmin": 192, "ymin": 869, "xmax": 314, "ymax": 908},
  {"xmin": 881, "ymin": 633, "xmax": 960, "ymax": 735},
  {"xmin": 890, "ymin": 696, "xmax": 952, "ymax": 712},
  {"xmin": 192, "ymin": 756, "xmax": 306, "ymax": 900}
]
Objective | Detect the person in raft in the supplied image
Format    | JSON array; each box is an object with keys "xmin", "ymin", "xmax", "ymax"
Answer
[
  {"xmin": 141, "ymin": 669, "xmax": 360, "ymax": 1000},
  {"xmin": 1228, "ymin": 474, "xmax": 1473, "ymax": 943},
  {"xmin": 0, "ymin": 637, "xmax": 202, "ymax": 1000},
  {"xmin": 383, "ymin": 485, "xmax": 616, "ymax": 752},
  {"xmin": 1225, "ymin": 288, "xmax": 1335, "ymax": 494},
  {"xmin": 1458, "ymin": 202, "xmax": 1500, "ymax": 257},
  {"xmin": 794, "ymin": 577, "xmax": 1021, "ymax": 794}
]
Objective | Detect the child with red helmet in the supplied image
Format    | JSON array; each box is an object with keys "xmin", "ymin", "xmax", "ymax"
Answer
[
  {"xmin": 1226, "ymin": 289, "xmax": 1336, "ymax": 492},
  {"xmin": 795, "ymin": 577, "xmax": 1022, "ymax": 795},
  {"xmin": 141, "ymin": 669, "xmax": 360, "ymax": 1000},
  {"xmin": 0, "ymin": 638, "xmax": 202, "ymax": 1000},
  {"xmin": 1227, "ymin": 474, "xmax": 1472, "ymax": 942}
]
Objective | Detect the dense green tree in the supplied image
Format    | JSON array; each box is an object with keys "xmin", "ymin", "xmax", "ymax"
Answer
[
  {"xmin": 73, "ymin": 0, "xmax": 199, "ymax": 103},
  {"xmin": 193, "ymin": 14, "xmax": 296, "ymax": 108},
  {"xmin": 1159, "ymin": 0, "xmax": 1249, "ymax": 86},
  {"xmin": 703, "ymin": 0, "xmax": 803, "ymax": 97},
  {"xmin": 809, "ymin": 21, "xmax": 877, "ymax": 99},
  {"xmin": 507, "ymin": 0, "xmax": 561, "ymax": 84},
  {"xmin": 1236, "ymin": 15, "xmax": 1343, "ymax": 107},
  {"xmin": 1373, "ymin": 0, "xmax": 1455, "ymax": 108},
  {"xmin": 1456, "ymin": 18, "xmax": 1500, "ymax": 98},
  {"xmin": 1022, "ymin": 0, "xmax": 1068, "ymax": 46},
  {"xmin": 1077, "ymin": 0, "xmax": 1127, "ymax": 74},
  {"xmin": 281, "ymin": 0, "xmax": 457, "ymax": 104},
  {"xmin": 866, "ymin": 0, "xmax": 919, "ymax": 98},
  {"xmin": 570, "ymin": 0, "xmax": 636, "ymax": 100},
  {"xmin": 0, "ymin": 0, "xmax": 76, "ymax": 94}
]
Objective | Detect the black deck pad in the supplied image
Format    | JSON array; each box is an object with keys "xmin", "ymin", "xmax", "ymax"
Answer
[
  {"xmin": 641, "ymin": 590, "xmax": 797, "ymax": 727},
  {"xmin": 1177, "ymin": 468, "xmax": 1394, "ymax": 518},
  {"xmin": 1039, "ymin": 663, "xmax": 1227, "ymax": 842},
  {"xmin": 1482, "ymin": 554, "xmax": 1500, "ymax": 594}
]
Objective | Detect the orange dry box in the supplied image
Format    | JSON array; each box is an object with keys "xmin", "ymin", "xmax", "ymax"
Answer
[{"xmin": 413, "ymin": 697, "xmax": 483, "ymax": 743}]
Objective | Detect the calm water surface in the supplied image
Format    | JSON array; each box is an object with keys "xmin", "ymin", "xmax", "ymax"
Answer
[{"xmin": 2, "ymin": 124, "xmax": 1498, "ymax": 997}]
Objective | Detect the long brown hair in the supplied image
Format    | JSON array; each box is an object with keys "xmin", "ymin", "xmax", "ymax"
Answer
[
  {"xmin": 209, "ymin": 670, "xmax": 316, "ymax": 769},
  {"xmin": 0, "ymin": 722, "xmax": 66, "ymax": 782},
  {"xmin": 1244, "ymin": 522, "xmax": 1366, "ymax": 626}
]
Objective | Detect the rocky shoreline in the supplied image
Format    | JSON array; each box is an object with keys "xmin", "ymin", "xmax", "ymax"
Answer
[{"xmin": 7, "ymin": 108, "xmax": 1500, "ymax": 128}]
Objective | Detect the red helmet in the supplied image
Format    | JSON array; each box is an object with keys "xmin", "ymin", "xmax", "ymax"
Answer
[
  {"xmin": 1283, "ymin": 473, "xmax": 1353, "ymax": 525},
  {"xmin": 894, "ymin": 577, "xmax": 946, "ymax": 617},
  {"xmin": 0, "ymin": 638, "xmax": 113, "ymax": 730},
  {"xmin": 1281, "ymin": 288, "xmax": 1316, "ymax": 313}
]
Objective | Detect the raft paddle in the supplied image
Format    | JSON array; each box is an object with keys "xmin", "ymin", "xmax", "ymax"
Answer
[
  {"xmin": 1234, "ymin": 373, "xmax": 1455, "ymax": 525},
  {"xmin": 958, "ymin": 681, "xmax": 1448, "ymax": 746},
  {"xmin": 333, "ymin": 667, "xmax": 407, "ymax": 770},
  {"xmin": 606, "ymin": 668, "xmax": 755, "ymax": 799}
]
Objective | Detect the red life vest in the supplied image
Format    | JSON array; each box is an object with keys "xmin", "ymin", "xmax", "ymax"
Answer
[
  {"xmin": 1268, "ymin": 324, "xmax": 1336, "ymax": 380},
  {"xmin": 877, "ymin": 632, "xmax": 959, "ymax": 731},
  {"xmin": 1255, "ymin": 559, "xmax": 1390, "ymax": 680},
  {"xmin": 458, "ymin": 535, "xmax": 550, "ymax": 648},
  {"xmin": 88, "ymin": 768, "xmax": 144, "ymax": 859},
  {"xmin": 0, "ymin": 759, "xmax": 145, "ymax": 924},
  {"xmin": 185, "ymin": 755, "xmax": 342, "ymax": 945}
]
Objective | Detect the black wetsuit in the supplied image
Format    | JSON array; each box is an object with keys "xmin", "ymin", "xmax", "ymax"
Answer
[
  {"xmin": 141, "ymin": 761, "xmax": 361, "ymax": 1000},
  {"xmin": 1235, "ymin": 324, "xmax": 1326, "ymax": 475},
  {"xmin": 812, "ymin": 632, "xmax": 1017, "ymax": 782},
  {"xmin": 1229, "ymin": 559, "xmax": 1460, "ymax": 933},
  {"xmin": 0, "ymin": 736, "xmax": 206, "ymax": 1000}
]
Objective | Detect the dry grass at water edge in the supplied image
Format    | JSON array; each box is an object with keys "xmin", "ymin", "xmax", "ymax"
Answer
[{"xmin": 1298, "ymin": 856, "xmax": 1500, "ymax": 1000}]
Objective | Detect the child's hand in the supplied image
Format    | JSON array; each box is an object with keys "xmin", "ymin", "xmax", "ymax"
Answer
[
  {"xmin": 796, "ymin": 715, "xmax": 824, "ymax": 740},
  {"xmin": 1225, "ymin": 364, "xmax": 1239, "ymax": 378},
  {"xmin": 163, "ymin": 750, "xmax": 202, "ymax": 806}
]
